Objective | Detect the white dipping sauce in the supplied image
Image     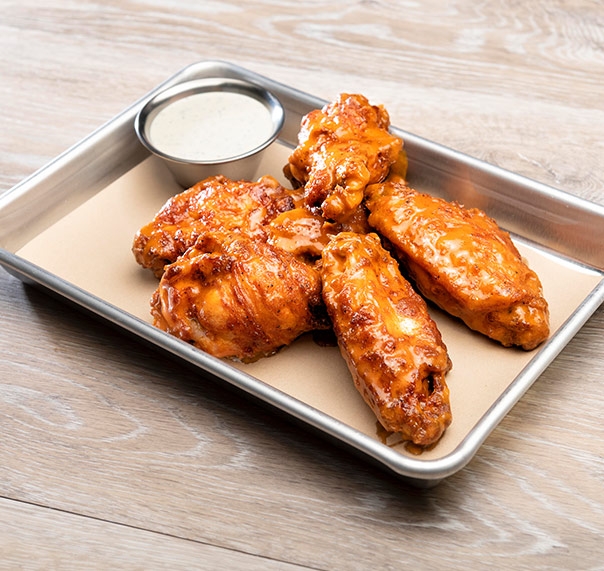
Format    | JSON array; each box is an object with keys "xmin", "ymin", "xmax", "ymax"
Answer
[{"xmin": 148, "ymin": 91, "xmax": 275, "ymax": 162}]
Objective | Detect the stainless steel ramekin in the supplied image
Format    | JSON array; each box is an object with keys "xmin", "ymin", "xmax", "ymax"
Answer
[{"xmin": 134, "ymin": 77, "xmax": 285, "ymax": 188}]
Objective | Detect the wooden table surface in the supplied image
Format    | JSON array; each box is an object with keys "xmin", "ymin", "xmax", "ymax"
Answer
[{"xmin": 2, "ymin": 1, "xmax": 604, "ymax": 569}]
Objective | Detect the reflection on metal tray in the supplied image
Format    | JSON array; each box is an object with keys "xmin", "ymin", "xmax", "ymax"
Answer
[{"xmin": 1, "ymin": 60, "xmax": 603, "ymax": 486}]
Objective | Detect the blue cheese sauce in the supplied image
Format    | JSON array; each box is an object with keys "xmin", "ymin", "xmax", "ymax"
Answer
[{"xmin": 149, "ymin": 91, "xmax": 274, "ymax": 162}]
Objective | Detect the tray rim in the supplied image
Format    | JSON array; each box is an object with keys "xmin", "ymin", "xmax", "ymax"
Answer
[{"xmin": 2, "ymin": 59, "xmax": 604, "ymax": 485}]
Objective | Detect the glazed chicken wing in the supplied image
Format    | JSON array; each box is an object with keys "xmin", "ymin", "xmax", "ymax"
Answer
[
  {"xmin": 133, "ymin": 175, "xmax": 294, "ymax": 277},
  {"xmin": 151, "ymin": 231, "xmax": 329, "ymax": 362},
  {"xmin": 286, "ymin": 93, "xmax": 403, "ymax": 223},
  {"xmin": 265, "ymin": 202, "xmax": 372, "ymax": 261},
  {"xmin": 365, "ymin": 180, "xmax": 550, "ymax": 350},
  {"xmin": 321, "ymin": 232, "xmax": 452, "ymax": 447},
  {"xmin": 265, "ymin": 207, "xmax": 337, "ymax": 260}
]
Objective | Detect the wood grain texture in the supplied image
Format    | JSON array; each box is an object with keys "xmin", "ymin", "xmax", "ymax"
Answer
[
  {"xmin": 0, "ymin": 498, "xmax": 302, "ymax": 570},
  {"xmin": 1, "ymin": 1, "xmax": 604, "ymax": 569}
]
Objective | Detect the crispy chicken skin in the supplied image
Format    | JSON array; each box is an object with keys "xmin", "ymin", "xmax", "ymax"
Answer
[
  {"xmin": 265, "ymin": 203, "xmax": 372, "ymax": 261},
  {"xmin": 365, "ymin": 180, "xmax": 550, "ymax": 350},
  {"xmin": 151, "ymin": 231, "xmax": 329, "ymax": 362},
  {"xmin": 286, "ymin": 93, "xmax": 403, "ymax": 223},
  {"xmin": 321, "ymin": 232, "xmax": 452, "ymax": 446},
  {"xmin": 133, "ymin": 175, "xmax": 294, "ymax": 277},
  {"xmin": 265, "ymin": 207, "xmax": 337, "ymax": 260}
]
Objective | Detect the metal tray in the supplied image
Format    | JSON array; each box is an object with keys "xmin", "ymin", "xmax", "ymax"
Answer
[{"xmin": 2, "ymin": 60, "xmax": 604, "ymax": 486}]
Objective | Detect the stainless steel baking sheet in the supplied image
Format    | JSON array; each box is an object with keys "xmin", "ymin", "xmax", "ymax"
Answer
[{"xmin": 1, "ymin": 61, "xmax": 603, "ymax": 485}]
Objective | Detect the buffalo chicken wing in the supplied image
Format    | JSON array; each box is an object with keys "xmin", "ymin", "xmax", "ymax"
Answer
[
  {"xmin": 365, "ymin": 179, "xmax": 550, "ymax": 350},
  {"xmin": 286, "ymin": 93, "xmax": 403, "ymax": 223},
  {"xmin": 151, "ymin": 232, "xmax": 329, "ymax": 362},
  {"xmin": 321, "ymin": 232, "xmax": 452, "ymax": 447},
  {"xmin": 133, "ymin": 175, "xmax": 294, "ymax": 277}
]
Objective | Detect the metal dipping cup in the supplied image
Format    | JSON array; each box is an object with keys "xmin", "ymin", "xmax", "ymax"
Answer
[{"xmin": 134, "ymin": 78, "xmax": 285, "ymax": 188}]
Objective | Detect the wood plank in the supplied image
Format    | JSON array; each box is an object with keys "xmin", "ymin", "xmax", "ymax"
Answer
[{"xmin": 0, "ymin": 497, "xmax": 303, "ymax": 570}]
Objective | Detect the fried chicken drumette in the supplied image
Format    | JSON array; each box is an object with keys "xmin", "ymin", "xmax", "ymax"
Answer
[
  {"xmin": 133, "ymin": 175, "xmax": 295, "ymax": 277},
  {"xmin": 151, "ymin": 231, "xmax": 329, "ymax": 362},
  {"xmin": 321, "ymin": 232, "xmax": 452, "ymax": 447},
  {"xmin": 286, "ymin": 93, "xmax": 403, "ymax": 223},
  {"xmin": 365, "ymin": 179, "xmax": 550, "ymax": 350}
]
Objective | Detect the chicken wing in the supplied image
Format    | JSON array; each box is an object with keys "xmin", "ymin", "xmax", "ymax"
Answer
[
  {"xmin": 133, "ymin": 175, "xmax": 295, "ymax": 277},
  {"xmin": 365, "ymin": 179, "xmax": 550, "ymax": 350},
  {"xmin": 264, "ymin": 207, "xmax": 336, "ymax": 260},
  {"xmin": 151, "ymin": 231, "xmax": 329, "ymax": 362},
  {"xmin": 286, "ymin": 93, "xmax": 403, "ymax": 223},
  {"xmin": 265, "ymin": 202, "xmax": 372, "ymax": 261},
  {"xmin": 321, "ymin": 232, "xmax": 452, "ymax": 447}
]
